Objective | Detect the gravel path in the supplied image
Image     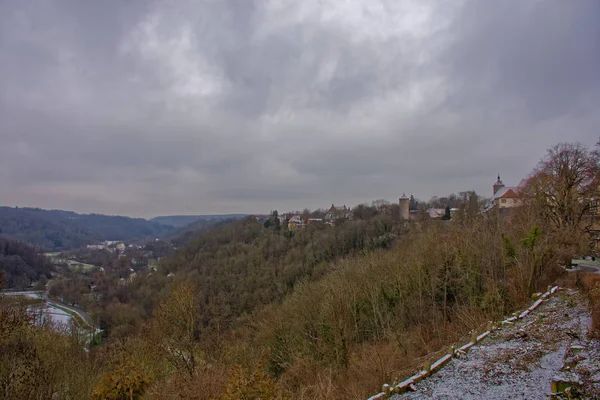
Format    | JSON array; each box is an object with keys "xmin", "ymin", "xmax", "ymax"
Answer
[{"xmin": 391, "ymin": 289, "xmax": 598, "ymax": 400}]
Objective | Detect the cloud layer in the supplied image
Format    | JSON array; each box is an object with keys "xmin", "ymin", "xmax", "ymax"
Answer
[{"xmin": 1, "ymin": 0, "xmax": 599, "ymax": 217}]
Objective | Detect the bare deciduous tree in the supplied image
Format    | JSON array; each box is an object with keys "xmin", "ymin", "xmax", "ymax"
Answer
[
  {"xmin": 524, "ymin": 142, "xmax": 600, "ymax": 230},
  {"xmin": 152, "ymin": 283, "xmax": 201, "ymax": 376}
]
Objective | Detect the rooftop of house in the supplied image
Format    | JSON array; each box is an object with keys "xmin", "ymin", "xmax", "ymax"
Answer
[
  {"xmin": 492, "ymin": 186, "xmax": 520, "ymax": 200},
  {"xmin": 289, "ymin": 215, "xmax": 303, "ymax": 223},
  {"xmin": 427, "ymin": 208, "xmax": 446, "ymax": 218}
]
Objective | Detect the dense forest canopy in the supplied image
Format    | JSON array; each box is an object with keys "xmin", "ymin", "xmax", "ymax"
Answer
[
  {"xmin": 0, "ymin": 238, "xmax": 53, "ymax": 289},
  {"xmin": 60, "ymin": 213, "xmax": 402, "ymax": 338},
  {"xmin": 160, "ymin": 214, "xmax": 398, "ymax": 328},
  {"xmin": 0, "ymin": 206, "xmax": 175, "ymax": 251},
  {"xmin": 165, "ymin": 217, "xmax": 244, "ymax": 247},
  {"xmin": 150, "ymin": 214, "xmax": 248, "ymax": 228}
]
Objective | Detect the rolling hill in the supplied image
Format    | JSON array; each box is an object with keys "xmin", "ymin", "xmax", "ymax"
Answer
[
  {"xmin": 0, "ymin": 237, "xmax": 53, "ymax": 289},
  {"xmin": 0, "ymin": 206, "xmax": 175, "ymax": 251},
  {"xmin": 150, "ymin": 214, "xmax": 248, "ymax": 228}
]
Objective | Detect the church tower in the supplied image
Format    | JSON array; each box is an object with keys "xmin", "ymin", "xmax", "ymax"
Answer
[{"xmin": 493, "ymin": 175, "xmax": 505, "ymax": 195}]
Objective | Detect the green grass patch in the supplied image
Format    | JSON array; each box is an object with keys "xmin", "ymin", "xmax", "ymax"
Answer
[
  {"xmin": 66, "ymin": 260, "xmax": 97, "ymax": 272},
  {"xmin": 571, "ymin": 258, "xmax": 600, "ymax": 266}
]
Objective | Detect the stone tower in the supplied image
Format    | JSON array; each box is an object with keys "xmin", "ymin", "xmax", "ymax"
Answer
[
  {"xmin": 493, "ymin": 175, "xmax": 505, "ymax": 195},
  {"xmin": 399, "ymin": 193, "xmax": 410, "ymax": 221}
]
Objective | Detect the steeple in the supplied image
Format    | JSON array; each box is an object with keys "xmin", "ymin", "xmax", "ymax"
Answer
[{"xmin": 493, "ymin": 174, "xmax": 505, "ymax": 195}]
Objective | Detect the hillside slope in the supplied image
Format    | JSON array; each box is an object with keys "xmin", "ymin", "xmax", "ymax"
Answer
[
  {"xmin": 165, "ymin": 216, "xmax": 246, "ymax": 246},
  {"xmin": 91, "ymin": 215, "xmax": 399, "ymax": 334},
  {"xmin": 395, "ymin": 288, "xmax": 600, "ymax": 399},
  {"xmin": 150, "ymin": 214, "xmax": 247, "ymax": 228},
  {"xmin": 0, "ymin": 238, "xmax": 53, "ymax": 289},
  {"xmin": 0, "ymin": 206, "xmax": 174, "ymax": 251}
]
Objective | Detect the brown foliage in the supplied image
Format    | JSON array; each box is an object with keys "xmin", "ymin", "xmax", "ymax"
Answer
[
  {"xmin": 145, "ymin": 369, "xmax": 228, "ymax": 400},
  {"xmin": 3, "ymin": 142, "xmax": 595, "ymax": 400},
  {"xmin": 223, "ymin": 362, "xmax": 281, "ymax": 400},
  {"xmin": 523, "ymin": 142, "xmax": 600, "ymax": 230},
  {"xmin": 0, "ymin": 300, "xmax": 96, "ymax": 400},
  {"xmin": 152, "ymin": 282, "xmax": 202, "ymax": 376},
  {"xmin": 578, "ymin": 273, "xmax": 600, "ymax": 336},
  {"xmin": 244, "ymin": 193, "xmax": 595, "ymax": 399},
  {"xmin": 92, "ymin": 358, "xmax": 150, "ymax": 400}
]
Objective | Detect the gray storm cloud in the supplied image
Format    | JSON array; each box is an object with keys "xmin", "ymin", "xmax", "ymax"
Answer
[{"xmin": 1, "ymin": 0, "xmax": 599, "ymax": 217}]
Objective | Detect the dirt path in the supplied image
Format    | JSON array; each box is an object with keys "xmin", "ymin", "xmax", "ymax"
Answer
[
  {"xmin": 569, "ymin": 260, "xmax": 600, "ymax": 275},
  {"xmin": 391, "ymin": 289, "xmax": 600, "ymax": 400}
]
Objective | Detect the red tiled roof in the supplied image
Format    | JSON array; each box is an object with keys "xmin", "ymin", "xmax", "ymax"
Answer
[{"xmin": 499, "ymin": 188, "xmax": 519, "ymax": 198}]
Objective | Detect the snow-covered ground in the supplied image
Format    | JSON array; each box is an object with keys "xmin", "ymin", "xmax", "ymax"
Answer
[{"xmin": 390, "ymin": 289, "xmax": 600, "ymax": 400}]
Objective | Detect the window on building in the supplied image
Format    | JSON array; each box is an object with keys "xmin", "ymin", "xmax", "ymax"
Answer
[{"xmin": 501, "ymin": 199, "xmax": 507, "ymax": 203}]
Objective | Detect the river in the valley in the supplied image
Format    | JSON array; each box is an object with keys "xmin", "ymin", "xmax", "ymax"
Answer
[{"xmin": 2, "ymin": 290, "xmax": 74, "ymax": 326}]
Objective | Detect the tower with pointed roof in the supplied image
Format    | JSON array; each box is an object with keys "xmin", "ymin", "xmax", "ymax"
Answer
[{"xmin": 493, "ymin": 175, "xmax": 505, "ymax": 196}]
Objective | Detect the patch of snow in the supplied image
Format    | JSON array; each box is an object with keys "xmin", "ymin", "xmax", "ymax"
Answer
[{"xmin": 391, "ymin": 290, "xmax": 592, "ymax": 400}]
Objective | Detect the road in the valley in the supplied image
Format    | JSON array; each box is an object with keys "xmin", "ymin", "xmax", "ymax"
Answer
[
  {"xmin": 42, "ymin": 291, "xmax": 95, "ymax": 329},
  {"xmin": 2, "ymin": 288, "xmax": 95, "ymax": 329}
]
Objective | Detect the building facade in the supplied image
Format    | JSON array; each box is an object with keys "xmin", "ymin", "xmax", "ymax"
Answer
[{"xmin": 491, "ymin": 175, "xmax": 521, "ymax": 209}]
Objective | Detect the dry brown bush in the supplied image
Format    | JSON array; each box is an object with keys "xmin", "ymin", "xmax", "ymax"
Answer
[
  {"xmin": 578, "ymin": 273, "xmax": 600, "ymax": 336},
  {"xmin": 145, "ymin": 368, "xmax": 229, "ymax": 400}
]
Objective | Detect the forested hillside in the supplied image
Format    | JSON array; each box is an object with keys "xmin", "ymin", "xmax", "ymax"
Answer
[
  {"xmin": 3, "ymin": 199, "xmax": 586, "ymax": 399},
  {"xmin": 166, "ymin": 217, "xmax": 243, "ymax": 246},
  {"xmin": 160, "ymin": 214, "xmax": 397, "ymax": 329},
  {"xmin": 73, "ymin": 214, "xmax": 400, "ymax": 338},
  {"xmin": 151, "ymin": 214, "xmax": 247, "ymax": 228},
  {"xmin": 0, "ymin": 238, "xmax": 53, "ymax": 289},
  {"xmin": 0, "ymin": 207, "xmax": 175, "ymax": 251}
]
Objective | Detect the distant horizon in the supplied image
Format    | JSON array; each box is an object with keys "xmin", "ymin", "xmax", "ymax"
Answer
[
  {"xmin": 0, "ymin": 205, "xmax": 254, "ymax": 220},
  {"xmin": 1, "ymin": 184, "xmax": 493, "ymax": 220}
]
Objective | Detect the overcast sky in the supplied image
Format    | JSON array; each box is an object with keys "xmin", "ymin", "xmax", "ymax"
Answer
[{"xmin": 1, "ymin": 0, "xmax": 599, "ymax": 218}]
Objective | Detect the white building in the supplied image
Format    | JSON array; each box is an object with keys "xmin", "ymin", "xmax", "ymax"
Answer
[{"xmin": 491, "ymin": 175, "xmax": 522, "ymax": 209}]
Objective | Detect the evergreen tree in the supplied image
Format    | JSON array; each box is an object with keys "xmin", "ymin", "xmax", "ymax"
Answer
[
  {"xmin": 409, "ymin": 195, "xmax": 418, "ymax": 210},
  {"xmin": 442, "ymin": 205, "xmax": 451, "ymax": 220}
]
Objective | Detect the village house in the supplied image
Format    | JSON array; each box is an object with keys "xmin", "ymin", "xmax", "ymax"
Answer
[
  {"xmin": 424, "ymin": 208, "xmax": 459, "ymax": 220},
  {"xmin": 490, "ymin": 175, "xmax": 526, "ymax": 210},
  {"xmin": 325, "ymin": 204, "xmax": 352, "ymax": 222},
  {"xmin": 249, "ymin": 214, "xmax": 270, "ymax": 224},
  {"xmin": 482, "ymin": 174, "xmax": 533, "ymax": 216},
  {"xmin": 492, "ymin": 175, "xmax": 519, "ymax": 208},
  {"xmin": 287, "ymin": 215, "xmax": 303, "ymax": 230},
  {"xmin": 427, "ymin": 208, "xmax": 446, "ymax": 219}
]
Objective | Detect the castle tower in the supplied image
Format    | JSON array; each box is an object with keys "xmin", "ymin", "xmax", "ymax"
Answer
[
  {"xmin": 493, "ymin": 175, "xmax": 505, "ymax": 195},
  {"xmin": 399, "ymin": 193, "xmax": 410, "ymax": 221}
]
